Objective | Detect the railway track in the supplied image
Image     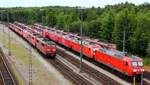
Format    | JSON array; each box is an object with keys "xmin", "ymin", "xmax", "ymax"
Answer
[
  {"xmin": 0, "ymin": 48, "xmax": 16, "ymax": 85},
  {"xmin": 144, "ymin": 71, "xmax": 150, "ymax": 80},
  {"xmin": 143, "ymin": 71, "xmax": 150, "ymax": 84},
  {"xmin": 49, "ymin": 58, "xmax": 93, "ymax": 85},
  {"xmin": 0, "ymin": 72, "xmax": 4, "ymax": 85}
]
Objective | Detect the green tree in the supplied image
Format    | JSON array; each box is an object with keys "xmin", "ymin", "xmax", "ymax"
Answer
[
  {"xmin": 86, "ymin": 7, "xmax": 98, "ymax": 21},
  {"xmin": 130, "ymin": 13, "xmax": 150, "ymax": 55},
  {"xmin": 88, "ymin": 19, "xmax": 101, "ymax": 38},
  {"xmin": 44, "ymin": 12, "xmax": 57, "ymax": 27},
  {"xmin": 69, "ymin": 20, "xmax": 81, "ymax": 33},
  {"xmin": 56, "ymin": 12, "xmax": 65, "ymax": 29},
  {"xmin": 147, "ymin": 40, "xmax": 150, "ymax": 57},
  {"xmin": 100, "ymin": 10, "xmax": 115, "ymax": 41},
  {"xmin": 64, "ymin": 14, "xmax": 73, "ymax": 32},
  {"xmin": 112, "ymin": 8, "xmax": 135, "ymax": 51},
  {"xmin": 82, "ymin": 21, "xmax": 89, "ymax": 36},
  {"xmin": 27, "ymin": 10, "xmax": 37, "ymax": 24}
]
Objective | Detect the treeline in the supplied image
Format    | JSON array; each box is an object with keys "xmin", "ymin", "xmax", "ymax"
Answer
[{"xmin": 0, "ymin": 2, "xmax": 150, "ymax": 58}]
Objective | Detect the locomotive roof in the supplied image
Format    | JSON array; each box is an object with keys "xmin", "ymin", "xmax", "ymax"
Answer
[
  {"xmin": 102, "ymin": 49, "xmax": 125, "ymax": 58},
  {"xmin": 14, "ymin": 22, "xmax": 31, "ymax": 31},
  {"xmin": 99, "ymin": 48, "xmax": 142, "ymax": 61},
  {"xmin": 34, "ymin": 24, "xmax": 47, "ymax": 30},
  {"xmin": 42, "ymin": 38, "xmax": 55, "ymax": 44},
  {"xmin": 37, "ymin": 36, "xmax": 54, "ymax": 44}
]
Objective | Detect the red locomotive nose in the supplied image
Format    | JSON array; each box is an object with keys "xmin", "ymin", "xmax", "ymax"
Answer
[
  {"xmin": 141, "ymin": 69, "xmax": 144, "ymax": 72},
  {"xmin": 133, "ymin": 68, "xmax": 144, "ymax": 73},
  {"xmin": 46, "ymin": 44, "xmax": 56, "ymax": 52},
  {"xmin": 131, "ymin": 61, "xmax": 144, "ymax": 75},
  {"xmin": 133, "ymin": 68, "xmax": 144, "ymax": 76},
  {"xmin": 51, "ymin": 48, "xmax": 56, "ymax": 52},
  {"xmin": 133, "ymin": 65, "xmax": 144, "ymax": 75},
  {"xmin": 46, "ymin": 48, "xmax": 56, "ymax": 52}
]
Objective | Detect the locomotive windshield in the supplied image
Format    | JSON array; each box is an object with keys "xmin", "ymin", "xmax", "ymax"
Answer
[
  {"xmin": 42, "ymin": 38, "xmax": 55, "ymax": 45},
  {"xmin": 132, "ymin": 62, "xmax": 137, "ymax": 67},
  {"xmin": 132, "ymin": 61, "xmax": 143, "ymax": 67},
  {"xmin": 138, "ymin": 62, "xmax": 143, "ymax": 66}
]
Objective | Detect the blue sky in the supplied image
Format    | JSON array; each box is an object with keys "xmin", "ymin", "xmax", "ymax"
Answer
[{"xmin": 0, "ymin": 0, "xmax": 149, "ymax": 8}]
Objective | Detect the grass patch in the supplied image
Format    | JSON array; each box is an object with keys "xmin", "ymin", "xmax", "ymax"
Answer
[
  {"xmin": 144, "ymin": 57, "xmax": 150, "ymax": 67},
  {"xmin": 0, "ymin": 32, "xmax": 40, "ymax": 65},
  {"xmin": 145, "ymin": 66, "xmax": 150, "ymax": 71},
  {"xmin": 0, "ymin": 21, "xmax": 8, "ymax": 24}
]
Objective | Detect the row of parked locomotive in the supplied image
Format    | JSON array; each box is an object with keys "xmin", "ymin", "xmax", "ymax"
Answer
[
  {"xmin": 33, "ymin": 23, "xmax": 144, "ymax": 79},
  {"xmin": 9, "ymin": 22, "xmax": 144, "ymax": 79},
  {"xmin": 8, "ymin": 22, "xmax": 56, "ymax": 58}
]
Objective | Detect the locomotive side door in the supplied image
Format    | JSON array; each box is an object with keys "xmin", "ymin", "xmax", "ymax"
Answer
[{"xmin": 124, "ymin": 61, "xmax": 130, "ymax": 75}]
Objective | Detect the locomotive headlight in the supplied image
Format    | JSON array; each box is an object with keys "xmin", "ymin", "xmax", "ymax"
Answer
[
  {"xmin": 133, "ymin": 69, "xmax": 137, "ymax": 72},
  {"xmin": 141, "ymin": 69, "xmax": 144, "ymax": 72},
  {"xmin": 52, "ymin": 49, "xmax": 56, "ymax": 51}
]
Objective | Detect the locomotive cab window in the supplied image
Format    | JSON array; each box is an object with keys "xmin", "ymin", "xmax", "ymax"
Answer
[
  {"xmin": 132, "ymin": 62, "xmax": 137, "ymax": 67},
  {"xmin": 138, "ymin": 62, "xmax": 143, "ymax": 66}
]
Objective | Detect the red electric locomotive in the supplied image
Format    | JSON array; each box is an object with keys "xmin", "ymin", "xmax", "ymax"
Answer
[
  {"xmin": 94, "ymin": 46, "xmax": 144, "ymax": 77},
  {"xmin": 36, "ymin": 36, "xmax": 56, "ymax": 57}
]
